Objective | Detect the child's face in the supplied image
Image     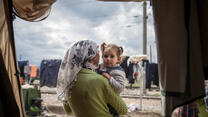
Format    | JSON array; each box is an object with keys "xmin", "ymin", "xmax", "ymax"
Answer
[{"xmin": 102, "ymin": 48, "xmax": 120, "ymax": 68}]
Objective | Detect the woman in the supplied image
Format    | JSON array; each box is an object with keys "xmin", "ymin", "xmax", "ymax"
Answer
[{"xmin": 57, "ymin": 40, "xmax": 128, "ymax": 117}]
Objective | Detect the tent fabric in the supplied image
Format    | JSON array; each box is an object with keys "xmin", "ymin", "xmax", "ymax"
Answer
[
  {"xmin": 0, "ymin": 0, "xmax": 25, "ymax": 116},
  {"xmin": 0, "ymin": 54, "xmax": 21, "ymax": 117},
  {"xmin": 98, "ymin": 0, "xmax": 144, "ymax": 2},
  {"xmin": 152, "ymin": 0, "xmax": 207, "ymax": 116},
  {"xmin": 198, "ymin": 0, "xmax": 208, "ymax": 68},
  {"xmin": 0, "ymin": 55, "xmax": 20, "ymax": 116},
  {"xmin": 1, "ymin": 0, "xmax": 56, "ymax": 116},
  {"xmin": 12, "ymin": 0, "xmax": 56, "ymax": 21}
]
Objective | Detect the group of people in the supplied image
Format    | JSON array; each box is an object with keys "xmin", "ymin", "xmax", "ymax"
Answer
[{"xmin": 56, "ymin": 40, "xmax": 128, "ymax": 117}]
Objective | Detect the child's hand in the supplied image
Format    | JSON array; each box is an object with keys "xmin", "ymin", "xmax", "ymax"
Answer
[{"xmin": 102, "ymin": 72, "xmax": 111, "ymax": 80}]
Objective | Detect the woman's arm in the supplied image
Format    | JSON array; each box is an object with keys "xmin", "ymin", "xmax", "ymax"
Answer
[
  {"xmin": 63, "ymin": 101, "xmax": 73, "ymax": 115},
  {"xmin": 104, "ymin": 82, "xmax": 128, "ymax": 115}
]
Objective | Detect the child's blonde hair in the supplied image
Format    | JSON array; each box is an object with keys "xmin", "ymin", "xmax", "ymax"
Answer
[{"xmin": 101, "ymin": 42, "xmax": 124, "ymax": 58}]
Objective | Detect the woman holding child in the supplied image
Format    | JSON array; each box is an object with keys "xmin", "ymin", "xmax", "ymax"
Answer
[{"xmin": 57, "ymin": 40, "xmax": 127, "ymax": 117}]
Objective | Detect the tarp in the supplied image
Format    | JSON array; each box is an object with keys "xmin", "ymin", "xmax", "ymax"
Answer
[
  {"xmin": 12, "ymin": 0, "xmax": 56, "ymax": 21},
  {"xmin": 0, "ymin": 0, "xmax": 25, "ymax": 116},
  {"xmin": 152, "ymin": 0, "xmax": 208, "ymax": 116},
  {"xmin": 0, "ymin": 0, "xmax": 56, "ymax": 116}
]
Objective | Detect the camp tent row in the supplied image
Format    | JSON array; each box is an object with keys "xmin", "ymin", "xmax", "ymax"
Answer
[{"xmin": 1, "ymin": 0, "xmax": 208, "ymax": 116}]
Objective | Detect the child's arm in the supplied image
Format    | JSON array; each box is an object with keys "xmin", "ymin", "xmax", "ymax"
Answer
[
  {"xmin": 102, "ymin": 72, "xmax": 111, "ymax": 80},
  {"xmin": 103, "ymin": 70, "xmax": 126, "ymax": 93}
]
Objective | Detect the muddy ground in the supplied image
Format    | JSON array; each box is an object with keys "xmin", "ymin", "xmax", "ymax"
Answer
[{"xmin": 39, "ymin": 86, "xmax": 173, "ymax": 117}]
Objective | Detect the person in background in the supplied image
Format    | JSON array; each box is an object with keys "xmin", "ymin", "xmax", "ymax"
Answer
[
  {"xmin": 57, "ymin": 40, "xmax": 128, "ymax": 117},
  {"xmin": 120, "ymin": 56, "xmax": 130, "ymax": 79},
  {"xmin": 97, "ymin": 42, "xmax": 126, "ymax": 117}
]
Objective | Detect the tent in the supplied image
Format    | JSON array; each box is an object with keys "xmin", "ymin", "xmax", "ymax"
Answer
[
  {"xmin": 152, "ymin": 0, "xmax": 208, "ymax": 116},
  {"xmin": 1, "ymin": 0, "xmax": 208, "ymax": 116},
  {"xmin": 0, "ymin": 0, "xmax": 55, "ymax": 116}
]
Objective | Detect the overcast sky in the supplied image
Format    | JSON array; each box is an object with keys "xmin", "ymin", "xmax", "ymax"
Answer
[{"xmin": 13, "ymin": 0, "xmax": 157, "ymax": 66}]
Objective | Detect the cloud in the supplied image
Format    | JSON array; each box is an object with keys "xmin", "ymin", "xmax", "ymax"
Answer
[{"xmin": 13, "ymin": 0, "xmax": 156, "ymax": 65}]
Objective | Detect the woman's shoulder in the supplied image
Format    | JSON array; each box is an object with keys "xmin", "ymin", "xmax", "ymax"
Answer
[{"xmin": 79, "ymin": 68, "xmax": 108, "ymax": 81}]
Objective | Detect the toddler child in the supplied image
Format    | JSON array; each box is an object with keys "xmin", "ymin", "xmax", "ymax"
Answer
[{"xmin": 97, "ymin": 42, "xmax": 126, "ymax": 117}]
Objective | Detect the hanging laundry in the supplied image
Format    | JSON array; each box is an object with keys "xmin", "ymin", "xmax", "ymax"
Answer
[
  {"xmin": 18, "ymin": 60, "xmax": 30, "ymax": 83},
  {"xmin": 133, "ymin": 62, "xmax": 139, "ymax": 83},
  {"xmin": 128, "ymin": 61, "xmax": 135, "ymax": 85},
  {"xmin": 30, "ymin": 65, "xmax": 38, "ymax": 78},
  {"xmin": 39, "ymin": 59, "xmax": 61, "ymax": 87},
  {"xmin": 143, "ymin": 60, "xmax": 152, "ymax": 89},
  {"xmin": 151, "ymin": 63, "xmax": 159, "ymax": 87}
]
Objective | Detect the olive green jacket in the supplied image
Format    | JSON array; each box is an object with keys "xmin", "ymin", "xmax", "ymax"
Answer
[{"xmin": 63, "ymin": 68, "xmax": 128, "ymax": 117}]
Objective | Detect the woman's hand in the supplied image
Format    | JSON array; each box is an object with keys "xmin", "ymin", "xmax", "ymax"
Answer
[{"xmin": 102, "ymin": 72, "xmax": 111, "ymax": 80}]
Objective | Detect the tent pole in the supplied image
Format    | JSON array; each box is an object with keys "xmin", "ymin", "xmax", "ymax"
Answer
[{"xmin": 142, "ymin": 0, "xmax": 147, "ymax": 95}]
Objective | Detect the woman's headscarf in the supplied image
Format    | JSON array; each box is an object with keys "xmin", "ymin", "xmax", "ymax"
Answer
[{"xmin": 57, "ymin": 40, "xmax": 99, "ymax": 101}]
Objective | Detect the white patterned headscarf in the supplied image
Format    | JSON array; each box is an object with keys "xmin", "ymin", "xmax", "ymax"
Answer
[{"xmin": 57, "ymin": 40, "xmax": 99, "ymax": 101}]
